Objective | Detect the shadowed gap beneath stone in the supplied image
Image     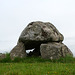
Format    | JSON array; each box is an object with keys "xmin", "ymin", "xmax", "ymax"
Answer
[
  {"xmin": 23, "ymin": 40, "xmax": 60, "ymax": 50},
  {"xmin": 24, "ymin": 41, "xmax": 60, "ymax": 57},
  {"xmin": 26, "ymin": 47, "xmax": 41, "ymax": 57}
]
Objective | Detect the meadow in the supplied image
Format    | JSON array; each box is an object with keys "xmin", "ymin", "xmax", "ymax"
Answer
[{"xmin": 0, "ymin": 53, "xmax": 75, "ymax": 75}]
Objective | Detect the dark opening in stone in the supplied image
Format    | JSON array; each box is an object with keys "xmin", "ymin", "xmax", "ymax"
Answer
[{"xmin": 26, "ymin": 46, "xmax": 41, "ymax": 57}]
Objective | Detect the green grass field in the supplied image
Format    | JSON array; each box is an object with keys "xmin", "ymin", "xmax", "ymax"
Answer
[
  {"xmin": 0, "ymin": 62, "xmax": 75, "ymax": 75},
  {"xmin": 0, "ymin": 54, "xmax": 75, "ymax": 75}
]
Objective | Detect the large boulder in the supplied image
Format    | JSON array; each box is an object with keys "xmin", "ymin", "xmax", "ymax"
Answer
[
  {"xmin": 40, "ymin": 43, "xmax": 73, "ymax": 59},
  {"xmin": 10, "ymin": 21, "xmax": 73, "ymax": 59},
  {"xmin": 19, "ymin": 21, "xmax": 64, "ymax": 49}
]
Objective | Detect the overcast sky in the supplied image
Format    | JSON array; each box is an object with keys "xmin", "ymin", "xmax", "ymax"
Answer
[{"xmin": 0, "ymin": 0, "xmax": 75, "ymax": 56}]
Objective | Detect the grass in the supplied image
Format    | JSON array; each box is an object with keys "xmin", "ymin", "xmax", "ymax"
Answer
[
  {"xmin": 0, "ymin": 53, "xmax": 75, "ymax": 63},
  {"xmin": 0, "ymin": 62, "xmax": 75, "ymax": 75},
  {"xmin": 0, "ymin": 53, "xmax": 75, "ymax": 75}
]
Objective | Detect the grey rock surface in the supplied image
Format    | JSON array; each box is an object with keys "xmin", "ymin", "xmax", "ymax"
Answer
[
  {"xmin": 10, "ymin": 21, "xmax": 73, "ymax": 59},
  {"xmin": 40, "ymin": 43, "xmax": 73, "ymax": 59},
  {"xmin": 19, "ymin": 21, "xmax": 64, "ymax": 49},
  {"xmin": 10, "ymin": 42, "xmax": 26, "ymax": 59},
  {"xmin": 0, "ymin": 53, "xmax": 6, "ymax": 59}
]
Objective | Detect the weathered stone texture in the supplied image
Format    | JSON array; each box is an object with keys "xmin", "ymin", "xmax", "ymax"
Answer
[
  {"xmin": 19, "ymin": 21, "xmax": 64, "ymax": 43},
  {"xmin": 10, "ymin": 21, "xmax": 73, "ymax": 59},
  {"xmin": 40, "ymin": 43, "xmax": 73, "ymax": 59},
  {"xmin": 10, "ymin": 42, "xmax": 26, "ymax": 59}
]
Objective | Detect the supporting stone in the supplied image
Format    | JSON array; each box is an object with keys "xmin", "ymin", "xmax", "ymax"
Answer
[
  {"xmin": 10, "ymin": 42, "xmax": 26, "ymax": 59},
  {"xmin": 40, "ymin": 43, "xmax": 73, "ymax": 59}
]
